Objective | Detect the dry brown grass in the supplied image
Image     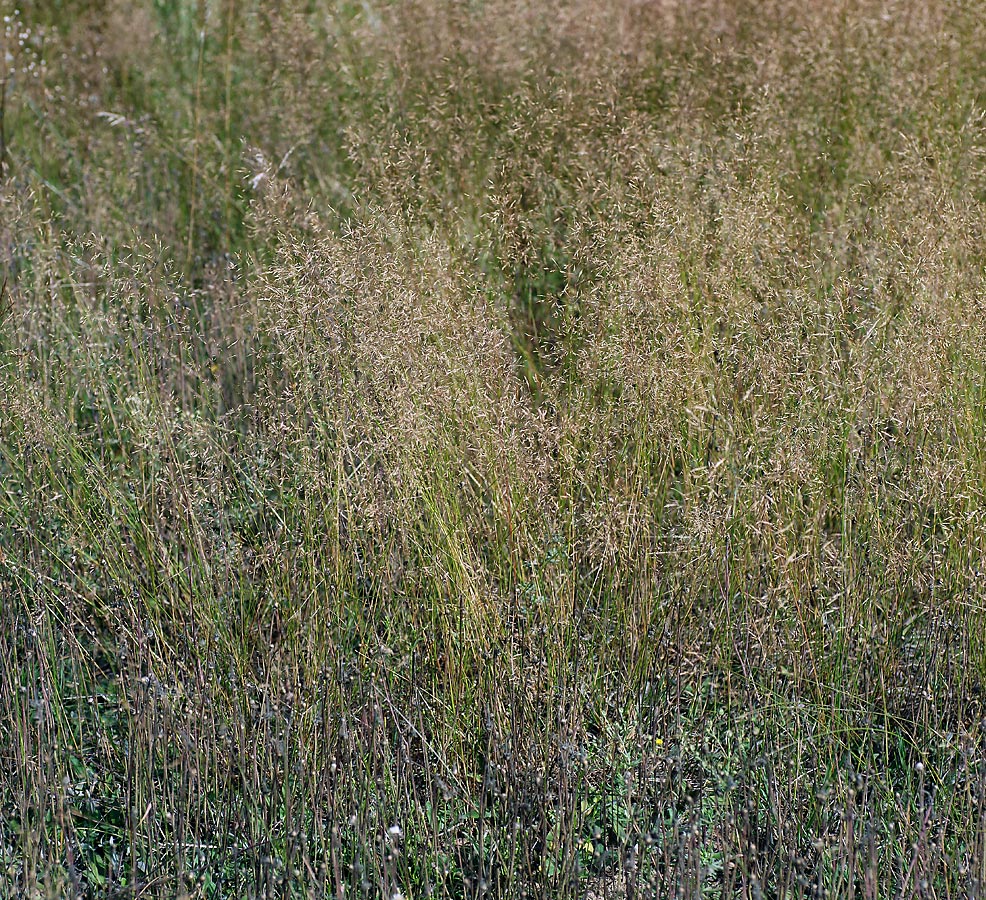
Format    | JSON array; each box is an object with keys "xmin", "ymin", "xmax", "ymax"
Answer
[{"xmin": 2, "ymin": 0, "xmax": 986, "ymax": 897}]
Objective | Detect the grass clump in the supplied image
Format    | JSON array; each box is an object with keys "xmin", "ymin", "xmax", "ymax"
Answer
[{"xmin": 2, "ymin": 1, "xmax": 986, "ymax": 897}]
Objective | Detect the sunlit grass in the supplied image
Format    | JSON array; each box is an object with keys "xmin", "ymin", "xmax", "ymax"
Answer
[{"xmin": 2, "ymin": 1, "xmax": 986, "ymax": 897}]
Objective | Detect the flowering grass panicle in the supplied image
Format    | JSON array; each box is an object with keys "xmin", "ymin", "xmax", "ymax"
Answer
[{"xmin": 1, "ymin": 0, "xmax": 985, "ymax": 897}]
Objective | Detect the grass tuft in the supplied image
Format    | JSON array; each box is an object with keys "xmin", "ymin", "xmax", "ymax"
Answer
[{"xmin": 2, "ymin": 1, "xmax": 986, "ymax": 897}]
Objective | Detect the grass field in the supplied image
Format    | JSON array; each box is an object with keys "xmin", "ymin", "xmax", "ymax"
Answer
[{"xmin": 2, "ymin": 1, "xmax": 986, "ymax": 897}]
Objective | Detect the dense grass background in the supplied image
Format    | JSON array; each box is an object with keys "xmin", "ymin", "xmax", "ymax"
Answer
[{"xmin": 2, "ymin": 1, "xmax": 986, "ymax": 896}]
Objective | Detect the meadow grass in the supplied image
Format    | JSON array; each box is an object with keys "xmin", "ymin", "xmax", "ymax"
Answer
[{"xmin": 2, "ymin": 1, "xmax": 986, "ymax": 897}]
